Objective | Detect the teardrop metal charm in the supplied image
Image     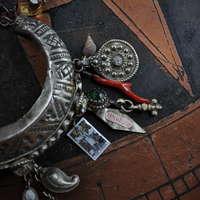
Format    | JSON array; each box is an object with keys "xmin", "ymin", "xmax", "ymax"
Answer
[
  {"xmin": 90, "ymin": 39, "xmax": 139, "ymax": 82},
  {"xmin": 40, "ymin": 167, "xmax": 80, "ymax": 193},
  {"xmin": 22, "ymin": 187, "xmax": 39, "ymax": 200},
  {"xmin": 93, "ymin": 108, "xmax": 146, "ymax": 133}
]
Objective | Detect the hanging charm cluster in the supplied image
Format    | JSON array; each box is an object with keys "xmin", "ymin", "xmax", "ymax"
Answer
[
  {"xmin": 73, "ymin": 36, "xmax": 163, "ymax": 133},
  {"xmin": 74, "ymin": 36, "xmax": 139, "ymax": 82},
  {"xmin": 86, "ymin": 88, "xmax": 162, "ymax": 133},
  {"xmin": 11, "ymin": 159, "xmax": 80, "ymax": 200}
]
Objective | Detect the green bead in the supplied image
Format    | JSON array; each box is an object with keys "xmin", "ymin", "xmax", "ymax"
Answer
[{"xmin": 89, "ymin": 89, "xmax": 105, "ymax": 101}]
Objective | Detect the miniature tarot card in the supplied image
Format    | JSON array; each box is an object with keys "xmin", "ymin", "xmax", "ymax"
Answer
[{"xmin": 67, "ymin": 118, "xmax": 110, "ymax": 160}]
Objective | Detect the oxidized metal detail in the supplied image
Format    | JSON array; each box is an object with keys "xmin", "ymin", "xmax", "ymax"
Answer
[
  {"xmin": 90, "ymin": 39, "xmax": 139, "ymax": 81},
  {"xmin": 0, "ymin": 15, "xmax": 80, "ymax": 169},
  {"xmin": 11, "ymin": 158, "xmax": 35, "ymax": 176}
]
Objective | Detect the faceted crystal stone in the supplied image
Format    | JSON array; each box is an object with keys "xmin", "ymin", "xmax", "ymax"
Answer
[
  {"xmin": 22, "ymin": 187, "xmax": 39, "ymax": 200},
  {"xmin": 89, "ymin": 89, "xmax": 105, "ymax": 101}
]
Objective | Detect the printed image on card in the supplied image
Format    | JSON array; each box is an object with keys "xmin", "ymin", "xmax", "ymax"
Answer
[{"xmin": 67, "ymin": 118, "xmax": 110, "ymax": 161}]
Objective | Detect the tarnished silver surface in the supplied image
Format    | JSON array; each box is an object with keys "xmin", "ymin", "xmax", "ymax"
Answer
[
  {"xmin": 93, "ymin": 108, "xmax": 146, "ymax": 133},
  {"xmin": 40, "ymin": 167, "xmax": 80, "ymax": 193},
  {"xmin": 90, "ymin": 39, "xmax": 139, "ymax": 81},
  {"xmin": 11, "ymin": 158, "xmax": 35, "ymax": 176},
  {"xmin": 0, "ymin": 15, "xmax": 80, "ymax": 169}
]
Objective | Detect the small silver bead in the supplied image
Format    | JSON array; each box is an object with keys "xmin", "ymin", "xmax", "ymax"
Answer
[
  {"xmin": 125, "ymin": 68, "xmax": 131, "ymax": 73},
  {"xmin": 128, "ymin": 62, "xmax": 133, "ymax": 66},
  {"xmin": 128, "ymin": 54, "xmax": 133, "ymax": 59},
  {"xmin": 105, "ymin": 68, "xmax": 111, "ymax": 73},
  {"xmin": 101, "ymin": 54, "xmax": 107, "ymax": 60},
  {"xmin": 124, "ymin": 48, "xmax": 129, "ymax": 53},
  {"xmin": 111, "ymin": 45, "xmax": 117, "ymax": 50},
  {"xmin": 111, "ymin": 72, "xmax": 117, "ymax": 77},
  {"xmin": 105, "ymin": 48, "xmax": 111, "ymax": 54}
]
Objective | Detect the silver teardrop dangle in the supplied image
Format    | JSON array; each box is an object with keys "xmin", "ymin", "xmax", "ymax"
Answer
[
  {"xmin": 22, "ymin": 187, "xmax": 39, "ymax": 200},
  {"xmin": 39, "ymin": 167, "xmax": 80, "ymax": 193}
]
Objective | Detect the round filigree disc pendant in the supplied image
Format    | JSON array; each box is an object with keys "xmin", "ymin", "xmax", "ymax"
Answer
[{"xmin": 90, "ymin": 39, "xmax": 139, "ymax": 81}]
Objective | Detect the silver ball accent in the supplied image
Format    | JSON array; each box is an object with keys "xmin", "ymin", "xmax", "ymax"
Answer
[
  {"xmin": 102, "ymin": 62, "xmax": 107, "ymax": 68},
  {"xmin": 118, "ymin": 45, "xmax": 123, "ymax": 50},
  {"xmin": 101, "ymin": 54, "xmax": 107, "ymax": 60},
  {"xmin": 128, "ymin": 54, "xmax": 133, "ymax": 59},
  {"xmin": 119, "ymin": 72, "xmax": 125, "ymax": 77},
  {"xmin": 93, "ymin": 59, "xmax": 98, "ymax": 65},
  {"xmin": 105, "ymin": 68, "xmax": 111, "ymax": 73},
  {"xmin": 105, "ymin": 48, "xmax": 111, "ymax": 54},
  {"xmin": 125, "ymin": 68, "xmax": 131, "ymax": 73},
  {"xmin": 111, "ymin": 72, "xmax": 117, "ymax": 77},
  {"xmin": 111, "ymin": 45, "xmax": 117, "ymax": 50},
  {"xmin": 128, "ymin": 62, "xmax": 133, "ymax": 66},
  {"xmin": 124, "ymin": 48, "xmax": 129, "ymax": 53}
]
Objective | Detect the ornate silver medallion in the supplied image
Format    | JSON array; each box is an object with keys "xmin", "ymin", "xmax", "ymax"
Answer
[{"xmin": 90, "ymin": 39, "xmax": 139, "ymax": 81}]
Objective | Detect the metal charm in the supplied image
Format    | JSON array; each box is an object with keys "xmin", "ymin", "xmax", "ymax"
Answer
[
  {"xmin": 39, "ymin": 167, "xmax": 80, "ymax": 193},
  {"xmin": 90, "ymin": 39, "xmax": 139, "ymax": 81},
  {"xmin": 117, "ymin": 98, "xmax": 162, "ymax": 116},
  {"xmin": 94, "ymin": 108, "xmax": 145, "ymax": 133}
]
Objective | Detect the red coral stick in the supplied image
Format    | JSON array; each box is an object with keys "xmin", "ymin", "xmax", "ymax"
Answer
[{"xmin": 93, "ymin": 75, "xmax": 151, "ymax": 104}]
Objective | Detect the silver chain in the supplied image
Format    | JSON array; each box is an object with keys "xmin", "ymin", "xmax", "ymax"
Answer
[{"xmin": 33, "ymin": 167, "xmax": 56, "ymax": 200}]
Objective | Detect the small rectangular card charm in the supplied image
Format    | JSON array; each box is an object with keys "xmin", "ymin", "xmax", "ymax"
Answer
[{"xmin": 67, "ymin": 117, "xmax": 110, "ymax": 161}]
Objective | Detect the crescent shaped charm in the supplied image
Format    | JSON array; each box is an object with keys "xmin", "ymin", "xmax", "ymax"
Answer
[
  {"xmin": 40, "ymin": 167, "xmax": 80, "ymax": 193},
  {"xmin": 0, "ymin": 15, "xmax": 82, "ymax": 170}
]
